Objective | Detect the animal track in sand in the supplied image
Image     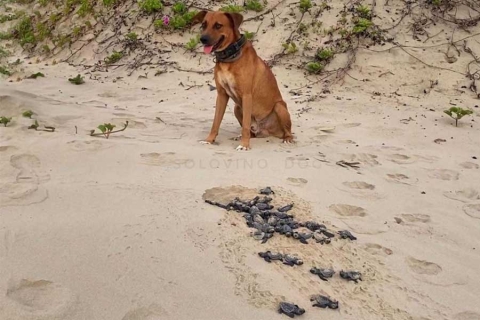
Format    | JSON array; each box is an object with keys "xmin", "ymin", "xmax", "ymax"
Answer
[
  {"xmin": 5, "ymin": 279, "xmax": 76, "ymax": 316},
  {"xmin": 140, "ymin": 152, "xmax": 190, "ymax": 167},
  {"xmin": 342, "ymin": 181, "xmax": 375, "ymax": 190},
  {"xmin": 341, "ymin": 219, "xmax": 389, "ymax": 234},
  {"xmin": 286, "ymin": 177, "xmax": 308, "ymax": 185},
  {"xmin": 400, "ymin": 214, "xmax": 431, "ymax": 223},
  {"xmin": 344, "ymin": 153, "xmax": 380, "ymax": 166},
  {"xmin": 0, "ymin": 154, "xmax": 49, "ymax": 208},
  {"xmin": 462, "ymin": 204, "xmax": 480, "ymax": 219},
  {"xmin": 121, "ymin": 304, "xmax": 167, "ymax": 320},
  {"xmin": 444, "ymin": 188, "xmax": 480, "ymax": 203},
  {"xmin": 427, "ymin": 169, "xmax": 460, "ymax": 181},
  {"xmin": 10, "ymin": 154, "xmax": 49, "ymax": 183},
  {"xmin": 385, "ymin": 173, "xmax": 413, "ymax": 185},
  {"xmin": 329, "ymin": 204, "xmax": 367, "ymax": 217},
  {"xmin": 459, "ymin": 162, "xmax": 479, "ymax": 169},
  {"xmin": 67, "ymin": 140, "xmax": 111, "ymax": 152},
  {"xmin": 386, "ymin": 153, "xmax": 416, "ymax": 164},
  {"xmin": 364, "ymin": 243, "xmax": 393, "ymax": 256},
  {"xmin": 454, "ymin": 311, "xmax": 480, "ymax": 320},
  {"xmin": 406, "ymin": 257, "xmax": 442, "ymax": 275}
]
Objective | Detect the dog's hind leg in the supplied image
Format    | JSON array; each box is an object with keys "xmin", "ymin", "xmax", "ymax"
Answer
[{"xmin": 274, "ymin": 101, "xmax": 294, "ymax": 143}]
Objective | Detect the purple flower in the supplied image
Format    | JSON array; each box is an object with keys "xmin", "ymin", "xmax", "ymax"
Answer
[{"xmin": 162, "ymin": 15, "xmax": 170, "ymax": 25}]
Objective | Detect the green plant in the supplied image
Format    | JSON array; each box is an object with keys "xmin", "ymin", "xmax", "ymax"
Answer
[
  {"xmin": 170, "ymin": 15, "xmax": 187, "ymax": 29},
  {"xmin": 185, "ymin": 35, "xmax": 200, "ymax": 51},
  {"xmin": 0, "ymin": 66, "xmax": 11, "ymax": 75},
  {"xmin": 182, "ymin": 10, "xmax": 197, "ymax": 24},
  {"xmin": 139, "ymin": 0, "xmax": 163, "ymax": 13},
  {"xmin": 298, "ymin": 23, "xmax": 307, "ymax": 34},
  {"xmin": 0, "ymin": 47, "xmax": 9, "ymax": 58},
  {"xmin": 68, "ymin": 74, "xmax": 85, "ymax": 84},
  {"xmin": 78, "ymin": 0, "xmax": 93, "ymax": 17},
  {"xmin": 105, "ymin": 51, "xmax": 123, "ymax": 64},
  {"xmin": 317, "ymin": 48, "xmax": 334, "ymax": 61},
  {"xmin": 352, "ymin": 18, "xmax": 373, "ymax": 34},
  {"xmin": 244, "ymin": 31, "xmax": 255, "ymax": 40},
  {"xmin": 444, "ymin": 107, "xmax": 473, "ymax": 127},
  {"xmin": 245, "ymin": 0, "xmax": 264, "ymax": 12},
  {"xmin": 282, "ymin": 42, "xmax": 297, "ymax": 54},
  {"xmin": 0, "ymin": 32, "xmax": 13, "ymax": 40},
  {"xmin": 72, "ymin": 26, "xmax": 83, "ymax": 37},
  {"xmin": 103, "ymin": 0, "xmax": 116, "ymax": 6},
  {"xmin": 90, "ymin": 121, "xmax": 128, "ymax": 138},
  {"xmin": 0, "ymin": 116, "xmax": 12, "ymax": 127},
  {"xmin": 356, "ymin": 5, "xmax": 371, "ymax": 19},
  {"xmin": 126, "ymin": 32, "xmax": 138, "ymax": 41},
  {"xmin": 305, "ymin": 61, "xmax": 323, "ymax": 73},
  {"xmin": 432, "ymin": 0, "xmax": 441, "ymax": 5},
  {"xmin": 36, "ymin": 22, "xmax": 51, "ymax": 41},
  {"xmin": 22, "ymin": 110, "xmax": 34, "ymax": 118},
  {"xmin": 15, "ymin": 17, "xmax": 36, "ymax": 46},
  {"xmin": 299, "ymin": 0, "xmax": 312, "ymax": 13},
  {"xmin": 220, "ymin": 4, "xmax": 243, "ymax": 13},
  {"xmin": 172, "ymin": 1, "xmax": 187, "ymax": 14}
]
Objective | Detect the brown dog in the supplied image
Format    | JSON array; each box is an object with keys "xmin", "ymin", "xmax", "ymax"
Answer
[{"xmin": 192, "ymin": 10, "xmax": 294, "ymax": 150}]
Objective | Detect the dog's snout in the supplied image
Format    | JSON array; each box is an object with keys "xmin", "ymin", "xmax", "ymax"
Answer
[{"xmin": 200, "ymin": 35, "xmax": 209, "ymax": 45}]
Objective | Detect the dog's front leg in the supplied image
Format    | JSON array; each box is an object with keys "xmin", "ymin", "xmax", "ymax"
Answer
[
  {"xmin": 201, "ymin": 87, "xmax": 229, "ymax": 144},
  {"xmin": 237, "ymin": 94, "xmax": 252, "ymax": 151}
]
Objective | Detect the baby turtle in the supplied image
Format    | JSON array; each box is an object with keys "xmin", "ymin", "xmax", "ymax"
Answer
[
  {"xmin": 252, "ymin": 230, "xmax": 265, "ymax": 241},
  {"xmin": 257, "ymin": 196, "xmax": 273, "ymax": 204},
  {"xmin": 283, "ymin": 255, "xmax": 303, "ymax": 267},
  {"xmin": 275, "ymin": 211, "xmax": 293, "ymax": 219},
  {"xmin": 293, "ymin": 232, "xmax": 313, "ymax": 244},
  {"xmin": 340, "ymin": 270, "xmax": 362, "ymax": 283},
  {"xmin": 204, "ymin": 199, "xmax": 229, "ymax": 210},
  {"xmin": 258, "ymin": 251, "xmax": 283, "ymax": 263},
  {"xmin": 338, "ymin": 230, "xmax": 357, "ymax": 241},
  {"xmin": 278, "ymin": 203, "xmax": 294, "ymax": 212},
  {"xmin": 310, "ymin": 295, "xmax": 339, "ymax": 309},
  {"xmin": 321, "ymin": 229, "xmax": 336, "ymax": 238},
  {"xmin": 278, "ymin": 302, "xmax": 305, "ymax": 318},
  {"xmin": 260, "ymin": 187, "xmax": 275, "ymax": 195},
  {"xmin": 256, "ymin": 202, "xmax": 274, "ymax": 211},
  {"xmin": 302, "ymin": 221, "xmax": 325, "ymax": 232},
  {"xmin": 277, "ymin": 224, "xmax": 293, "ymax": 237},
  {"xmin": 267, "ymin": 216, "xmax": 279, "ymax": 226},
  {"xmin": 310, "ymin": 267, "xmax": 335, "ymax": 281},
  {"xmin": 313, "ymin": 232, "xmax": 331, "ymax": 245}
]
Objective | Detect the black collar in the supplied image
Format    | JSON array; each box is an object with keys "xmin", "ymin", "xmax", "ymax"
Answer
[{"xmin": 214, "ymin": 35, "xmax": 246, "ymax": 63}]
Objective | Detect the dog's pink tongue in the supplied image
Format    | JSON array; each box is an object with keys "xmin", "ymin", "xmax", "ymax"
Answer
[{"xmin": 204, "ymin": 45, "xmax": 213, "ymax": 54}]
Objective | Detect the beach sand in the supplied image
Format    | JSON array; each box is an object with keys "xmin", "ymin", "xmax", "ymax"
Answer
[{"xmin": 1, "ymin": 0, "xmax": 480, "ymax": 319}]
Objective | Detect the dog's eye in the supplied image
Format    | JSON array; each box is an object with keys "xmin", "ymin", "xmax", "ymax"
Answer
[
  {"xmin": 201, "ymin": 22, "xmax": 206, "ymax": 30},
  {"xmin": 214, "ymin": 23, "xmax": 222, "ymax": 30}
]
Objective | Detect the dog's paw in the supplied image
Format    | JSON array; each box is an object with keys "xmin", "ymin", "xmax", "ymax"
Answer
[
  {"xmin": 236, "ymin": 144, "xmax": 250, "ymax": 151},
  {"xmin": 283, "ymin": 137, "xmax": 295, "ymax": 145},
  {"xmin": 231, "ymin": 135, "xmax": 242, "ymax": 141},
  {"xmin": 199, "ymin": 140, "xmax": 213, "ymax": 145}
]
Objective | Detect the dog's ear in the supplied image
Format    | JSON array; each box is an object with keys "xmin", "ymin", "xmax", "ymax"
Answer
[
  {"xmin": 225, "ymin": 12, "xmax": 244, "ymax": 30},
  {"xmin": 191, "ymin": 10, "xmax": 207, "ymax": 25}
]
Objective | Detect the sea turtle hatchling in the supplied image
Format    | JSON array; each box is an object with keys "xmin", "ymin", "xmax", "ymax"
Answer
[
  {"xmin": 283, "ymin": 254, "xmax": 303, "ymax": 267},
  {"xmin": 338, "ymin": 230, "xmax": 357, "ymax": 241},
  {"xmin": 313, "ymin": 232, "xmax": 331, "ymax": 245},
  {"xmin": 310, "ymin": 267, "xmax": 335, "ymax": 281},
  {"xmin": 278, "ymin": 203, "xmax": 294, "ymax": 212},
  {"xmin": 310, "ymin": 295, "xmax": 339, "ymax": 309},
  {"xmin": 258, "ymin": 251, "xmax": 283, "ymax": 263},
  {"xmin": 340, "ymin": 270, "xmax": 362, "ymax": 283},
  {"xmin": 260, "ymin": 187, "xmax": 275, "ymax": 195},
  {"xmin": 278, "ymin": 302, "xmax": 305, "ymax": 318},
  {"xmin": 293, "ymin": 232, "xmax": 313, "ymax": 244}
]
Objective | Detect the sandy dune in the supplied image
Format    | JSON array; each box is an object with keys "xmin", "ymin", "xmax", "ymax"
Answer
[{"xmin": 1, "ymin": 0, "xmax": 480, "ymax": 318}]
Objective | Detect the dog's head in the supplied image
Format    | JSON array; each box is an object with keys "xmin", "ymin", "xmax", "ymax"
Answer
[{"xmin": 192, "ymin": 10, "xmax": 244, "ymax": 54}]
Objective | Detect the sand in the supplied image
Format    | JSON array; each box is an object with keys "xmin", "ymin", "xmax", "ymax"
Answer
[{"xmin": 1, "ymin": 0, "xmax": 480, "ymax": 319}]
